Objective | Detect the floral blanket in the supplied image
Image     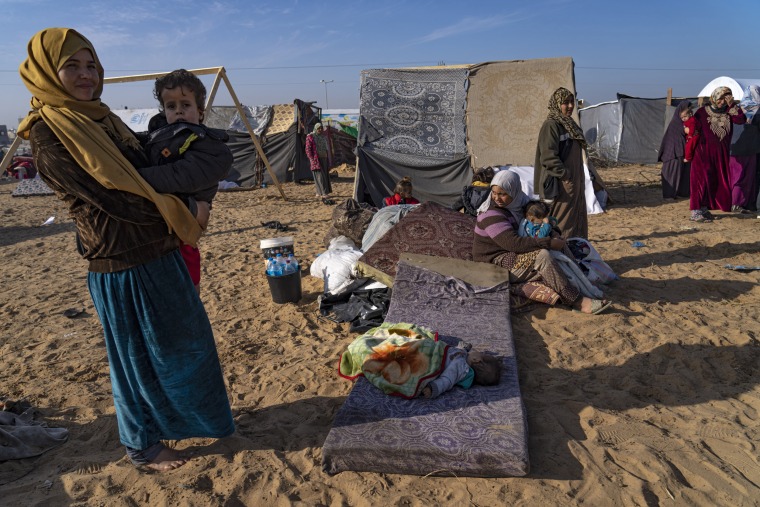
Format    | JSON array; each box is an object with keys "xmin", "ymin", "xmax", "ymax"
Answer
[{"xmin": 339, "ymin": 322, "xmax": 447, "ymax": 399}]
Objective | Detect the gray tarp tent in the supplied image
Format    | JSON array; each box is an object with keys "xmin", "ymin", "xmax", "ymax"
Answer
[
  {"xmin": 580, "ymin": 95, "xmax": 670, "ymax": 165},
  {"xmin": 580, "ymin": 94, "xmax": 702, "ymax": 165}
]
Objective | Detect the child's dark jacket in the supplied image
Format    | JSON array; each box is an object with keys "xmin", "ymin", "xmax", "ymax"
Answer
[
  {"xmin": 139, "ymin": 118, "xmax": 232, "ymax": 210},
  {"xmin": 451, "ymin": 182, "xmax": 490, "ymax": 216}
]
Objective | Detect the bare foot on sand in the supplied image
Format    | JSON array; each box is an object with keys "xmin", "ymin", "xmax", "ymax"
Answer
[{"xmin": 145, "ymin": 446, "xmax": 189, "ymax": 472}]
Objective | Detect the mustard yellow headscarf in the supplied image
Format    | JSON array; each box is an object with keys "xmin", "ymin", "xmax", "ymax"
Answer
[{"xmin": 18, "ymin": 27, "xmax": 201, "ymax": 246}]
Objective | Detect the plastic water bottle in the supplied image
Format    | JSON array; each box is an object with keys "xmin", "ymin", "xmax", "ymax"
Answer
[
  {"xmin": 266, "ymin": 257, "xmax": 277, "ymax": 276},
  {"xmin": 283, "ymin": 259, "xmax": 296, "ymax": 275},
  {"xmin": 287, "ymin": 253, "xmax": 299, "ymax": 272}
]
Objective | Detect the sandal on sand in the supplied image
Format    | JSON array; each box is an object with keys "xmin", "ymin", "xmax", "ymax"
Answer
[
  {"xmin": 573, "ymin": 299, "xmax": 613, "ymax": 315},
  {"xmin": 590, "ymin": 299, "xmax": 613, "ymax": 315}
]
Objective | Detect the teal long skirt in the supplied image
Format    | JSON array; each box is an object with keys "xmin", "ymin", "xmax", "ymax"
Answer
[{"xmin": 88, "ymin": 250, "xmax": 234, "ymax": 450}]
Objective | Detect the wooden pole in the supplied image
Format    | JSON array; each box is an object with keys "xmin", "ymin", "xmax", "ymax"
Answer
[
  {"xmin": 0, "ymin": 136, "xmax": 23, "ymax": 173},
  {"xmin": 666, "ymin": 87, "xmax": 672, "ymax": 106},
  {"xmin": 205, "ymin": 71, "xmax": 223, "ymax": 111},
  {"xmin": 219, "ymin": 69, "xmax": 287, "ymax": 200},
  {"xmin": 103, "ymin": 66, "xmax": 223, "ymax": 85}
]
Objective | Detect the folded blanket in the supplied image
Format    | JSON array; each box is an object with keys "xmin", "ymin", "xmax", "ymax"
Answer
[
  {"xmin": 339, "ymin": 322, "xmax": 447, "ymax": 398},
  {"xmin": 550, "ymin": 250, "xmax": 604, "ymax": 299}
]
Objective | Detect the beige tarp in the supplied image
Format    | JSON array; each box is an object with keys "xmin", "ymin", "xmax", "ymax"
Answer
[{"xmin": 466, "ymin": 57, "xmax": 577, "ymax": 167}]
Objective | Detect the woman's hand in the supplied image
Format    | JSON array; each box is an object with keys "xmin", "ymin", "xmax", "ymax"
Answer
[
  {"xmin": 550, "ymin": 238, "xmax": 566, "ymax": 251},
  {"xmin": 195, "ymin": 200, "xmax": 211, "ymax": 231}
]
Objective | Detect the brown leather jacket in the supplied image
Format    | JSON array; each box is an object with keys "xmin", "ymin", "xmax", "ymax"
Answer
[{"xmin": 30, "ymin": 120, "xmax": 179, "ymax": 273}]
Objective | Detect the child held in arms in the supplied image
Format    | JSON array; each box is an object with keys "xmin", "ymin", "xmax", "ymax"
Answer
[
  {"xmin": 138, "ymin": 69, "xmax": 232, "ymax": 293},
  {"xmin": 518, "ymin": 200, "xmax": 560, "ymax": 239}
]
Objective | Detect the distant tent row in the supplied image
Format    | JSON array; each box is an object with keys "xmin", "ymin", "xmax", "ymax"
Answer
[
  {"xmin": 579, "ymin": 76, "xmax": 760, "ymax": 165},
  {"xmin": 353, "ymin": 57, "xmax": 606, "ymax": 213}
]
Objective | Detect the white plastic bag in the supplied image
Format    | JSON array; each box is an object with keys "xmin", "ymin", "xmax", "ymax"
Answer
[{"xmin": 310, "ymin": 236, "xmax": 364, "ymax": 293}]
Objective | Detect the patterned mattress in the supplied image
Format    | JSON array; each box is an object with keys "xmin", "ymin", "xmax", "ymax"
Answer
[{"xmin": 322, "ymin": 258, "xmax": 530, "ymax": 477}]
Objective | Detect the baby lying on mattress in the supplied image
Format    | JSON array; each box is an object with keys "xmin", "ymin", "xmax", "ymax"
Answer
[{"xmin": 339, "ymin": 322, "xmax": 501, "ymax": 399}]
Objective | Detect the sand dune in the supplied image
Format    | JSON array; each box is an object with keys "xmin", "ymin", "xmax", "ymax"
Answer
[{"xmin": 1, "ymin": 165, "xmax": 758, "ymax": 506}]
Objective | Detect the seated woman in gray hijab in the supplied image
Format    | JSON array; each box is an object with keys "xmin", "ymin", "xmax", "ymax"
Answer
[{"xmin": 473, "ymin": 170, "xmax": 612, "ymax": 315}]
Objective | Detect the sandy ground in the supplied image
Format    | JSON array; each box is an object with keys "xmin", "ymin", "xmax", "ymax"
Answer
[{"xmin": 1, "ymin": 165, "xmax": 759, "ymax": 506}]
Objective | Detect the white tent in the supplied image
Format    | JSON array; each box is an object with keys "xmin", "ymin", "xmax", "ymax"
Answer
[{"xmin": 697, "ymin": 77, "xmax": 760, "ymax": 100}]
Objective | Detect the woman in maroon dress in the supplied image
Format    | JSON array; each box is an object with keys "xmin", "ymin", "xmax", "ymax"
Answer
[{"xmin": 689, "ymin": 87, "xmax": 746, "ymax": 222}]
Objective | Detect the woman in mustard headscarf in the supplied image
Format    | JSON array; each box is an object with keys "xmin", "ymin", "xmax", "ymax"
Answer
[
  {"xmin": 18, "ymin": 28, "xmax": 234, "ymax": 471},
  {"xmin": 688, "ymin": 86, "xmax": 746, "ymax": 221}
]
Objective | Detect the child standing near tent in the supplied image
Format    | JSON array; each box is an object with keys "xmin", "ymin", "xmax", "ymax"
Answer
[
  {"xmin": 384, "ymin": 176, "xmax": 421, "ymax": 206},
  {"xmin": 138, "ymin": 69, "xmax": 233, "ymax": 293},
  {"xmin": 682, "ymin": 105, "xmax": 699, "ymax": 163}
]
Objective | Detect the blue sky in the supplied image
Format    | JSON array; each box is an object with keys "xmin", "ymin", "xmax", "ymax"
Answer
[{"xmin": 1, "ymin": 0, "xmax": 756, "ymax": 129}]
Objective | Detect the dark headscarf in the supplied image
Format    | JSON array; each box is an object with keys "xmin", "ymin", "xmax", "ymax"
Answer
[
  {"xmin": 658, "ymin": 100, "xmax": 690, "ymax": 162},
  {"xmin": 547, "ymin": 87, "xmax": 586, "ymax": 148}
]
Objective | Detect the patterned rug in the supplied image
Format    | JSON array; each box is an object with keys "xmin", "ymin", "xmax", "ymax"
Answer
[
  {"xmin": 11, "ymin": 179, "xmax": 54, "ymax": 197},
  {"xmin": 359, "ymin": 68, "xmax": 468, "ymax": 163}
]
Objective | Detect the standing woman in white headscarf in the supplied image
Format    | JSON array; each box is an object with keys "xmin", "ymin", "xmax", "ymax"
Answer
[
  {"xmin": 473, "ymin": 170, "xmax": 612, "ymax": 314},
  {"xmin": 18, "ymin": 28, "xmax": 234, "ymax": 471},
  {"xmin": 534, "ymin": 87, "xmax": 588, "ymax": 239}
]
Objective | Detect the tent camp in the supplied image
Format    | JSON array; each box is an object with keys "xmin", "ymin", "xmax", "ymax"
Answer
[
  {"xmin": 353, "ymin": 58, "xmax": 606, "ymax": 214},
  {"xmin": 578, "ymin": 77, "xmax": 760, "ymax": 166},
  {"xmin": 697, "ymin": 77, "xmax": 760, "ymax": 101},
  {"xmin": 579, "ymin": 94, "xmax": 679, "ymax": 165}
]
